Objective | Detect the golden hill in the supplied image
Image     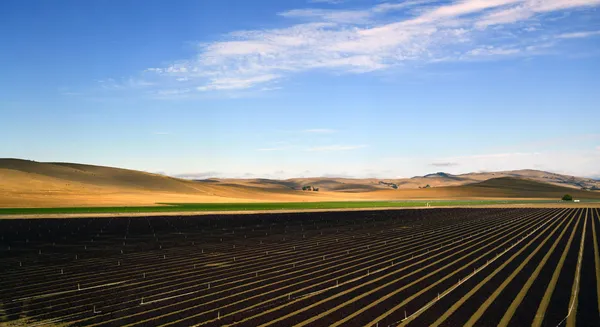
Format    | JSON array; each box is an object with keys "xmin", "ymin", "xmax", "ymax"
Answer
[
  {"xmin": 218, "ymin": 170, "xmax": 600, "ymax": 192},
  {"xmin": 0, "ymin": 159, "xmax": 324, "ymax": 207},
  {"xmin": 447, "ymin": 177, "xmax": 600, "ymax": 199},
  {"xmin": 1, "ymin": 159, "xmax": 598, "ymax": 207}
]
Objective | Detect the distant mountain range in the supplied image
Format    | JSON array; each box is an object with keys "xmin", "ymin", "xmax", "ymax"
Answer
[
  {"xmin": 405, "ymin": 169, "xmax": 600, "ymax": 191},
  {"xmin": 1, "ymin": 158, "xmax": 598, "ymax": 208},
  {"xmin": 213, "ymin": 169, "xmax": 600, "ymax": 192}
]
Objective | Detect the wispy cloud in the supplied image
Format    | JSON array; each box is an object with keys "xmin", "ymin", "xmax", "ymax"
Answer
[
  {"xmin": 130, "ymin": 0, "xmax": 600, "ymax": 93},
  {"xmin": 150, "ymin": 88, "xmax": 193, "ymax": 99},
  {"xmin": 557, "ymin": 30, "xmax": 600, "ymax": 39},
  {"xmin": 306, "ymin": 144, "xmax": 367, "ymax": 151},
  {"xmin": 279, "ymin": 9, "xmax": 373, "ymax": 24},
  {"xmin": 464, "ymin": 46, "xmax": 521, "ymax": 58},
  {"xmin": 283, "ymin": 0, "xmax": 438, "ymax": 24},
  {"xmin": 431, "ymin": 162, "xmax": 459, "ymax": 167},
  {"xmin": 155, "ymin": 88, "xmax": 191, "ymax": 96},
  {"xmin": 98, "ymin": 78, "xmax": 154, "ymax": 89},
  {"xmin": 197, "ymin": 74, "xmax": 280, "ymax": 91}
]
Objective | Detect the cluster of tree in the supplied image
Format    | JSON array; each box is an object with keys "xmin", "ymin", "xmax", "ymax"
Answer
[
  {"xmin": 562, "ymin": 194, "xmax": 573, "ymax": 201},
  {"xmin": 302, "ymin": 185, "xmax": 319, "ymax": 191},
  {"xmin": 378, "ymin": 181, "xmax": 398, "ymax": 189},
  {"xmin": 419, "ymin": 184, "xmax": 431, "ymax": 189}
]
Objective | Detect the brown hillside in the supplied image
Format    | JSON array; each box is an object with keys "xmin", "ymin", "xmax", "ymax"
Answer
[
  {"xmin": 0, "ymin": 159, "xmax": 334, "ymax": 207},
  {"xmin": 2, "ymin": 159, "xmax": 599, "ymax": 208},
  {"xmin": 458, "ymin": 177, "xmax": 600, "ymax": 199},
  {"xmin": 0, "ymin": 159, "xmax": 202, "ymax": 193}
]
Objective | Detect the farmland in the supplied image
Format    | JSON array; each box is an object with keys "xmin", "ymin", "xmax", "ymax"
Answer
[
  {"xmin": 4, "ymin": 159, "xmax": 600, "ymax": 209},
  {"xmin": 1, "ymin": 208, "xmax": 599, "ymax": 326},
  {"xmin": 0, "ymin": 200, "xmax": 573, "ymax": 216}
]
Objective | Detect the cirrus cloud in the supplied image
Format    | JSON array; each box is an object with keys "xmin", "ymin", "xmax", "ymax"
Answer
[
  {"xmin": 431, "ymin": 162, "xmax": 459, "ymax": 167},
  {"xmin": 557, "ymin": 30, "xmax": 600, "ymax": 39},
  {"xmin": 134, "ymin": 0, "xmax": 600, "ymax": 94}
]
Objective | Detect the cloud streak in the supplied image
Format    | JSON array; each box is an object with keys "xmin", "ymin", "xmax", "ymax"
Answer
[
  {"xmin": 279, "ymin": 1, "xmax": 433, "ymax": 24},
  {"xmin": 431, "ymin": 162, "xmax": 459, "ymax": 167},
  {"xmin": 197, "ymin": 74, "xmax": 280, "ymax": 91},
  {"xmin": 557, "ymin": 30, "xmax": 600, "ymax": 39},
  {"xmin": 136, "ymin": 0, "xmax": 600, "ymax": 93}
]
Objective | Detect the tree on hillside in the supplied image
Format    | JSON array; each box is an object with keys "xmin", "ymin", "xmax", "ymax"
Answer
[{"xmin": 562, "ymin": 194, "xmax": 573, "ymax": 201}]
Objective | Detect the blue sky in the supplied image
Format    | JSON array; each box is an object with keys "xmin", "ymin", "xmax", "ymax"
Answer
[{"xmin": 1, "ymin": 0, "xmax": 599, "ymax": 179}]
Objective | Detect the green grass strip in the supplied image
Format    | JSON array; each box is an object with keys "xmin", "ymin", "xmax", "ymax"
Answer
[{"xmin": 0, "ymin": 199, "xmax": 583, "ymax": 216}]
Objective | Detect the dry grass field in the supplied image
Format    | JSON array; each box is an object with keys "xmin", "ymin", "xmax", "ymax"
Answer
[{"xmin": 1, "ymin": 159, "xmax": 599, "ymax": 209}]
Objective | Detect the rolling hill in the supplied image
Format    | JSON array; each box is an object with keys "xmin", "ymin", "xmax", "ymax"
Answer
[
  {"xmin": 0, "ymin": 159, "xmax": 327, "ymax": 207},
  {"xmin": 1, "ymin": 158, "xmax": 599, "ymax": 207},
  {"xmin": 216, "ymin": 169, "xmax": 600, "ymax": 193}
]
